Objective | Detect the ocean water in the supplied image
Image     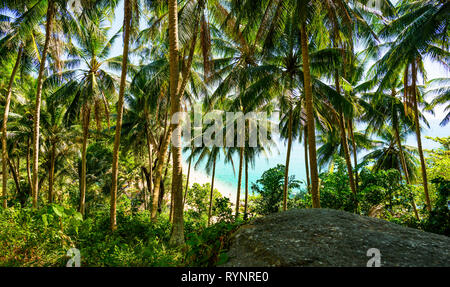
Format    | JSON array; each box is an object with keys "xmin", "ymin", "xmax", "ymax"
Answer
[{"xmin": 182, "ymin": 116, "xmax": 449, "ymax": 201}]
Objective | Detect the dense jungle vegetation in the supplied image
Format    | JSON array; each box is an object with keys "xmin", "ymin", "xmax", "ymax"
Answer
[{"xmin": 0, "ymin": 0, "xmax": 449, "ymax": 266}]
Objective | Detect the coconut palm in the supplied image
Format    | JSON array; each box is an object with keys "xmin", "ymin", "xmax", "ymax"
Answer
[
  {"xmin": 371, "ymin": 0, "xmax": 449, "ymax": 211},
  {"xmin": 110, "ymin": 0, "xmax": 135, "ymax": 231},
  {"xmin": 48, "ymin": 10, "xmax": 128, "ymax": 216},
  {"xmin": 317, "ymin": 127, "xmax": 379, "ymax": 172},
  {"xmin": 40, "ymin": 94, "xmax": 78, "ymax": 203},
  {"xmin": 0, "ymin": 1, "xmax": 46, "ymax": 208},
  {"xmin": 361, "ymin": 129, "xmax": 418, "ymax": 181},
  {"xmin": 427, "ymin": 77, "xmax": 450, "ymax": 126}
]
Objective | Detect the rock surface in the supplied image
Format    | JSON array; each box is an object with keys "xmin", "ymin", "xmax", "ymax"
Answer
[{"xmin": 221, "ymin": 209, "xmax": 450, "ymax": 267}]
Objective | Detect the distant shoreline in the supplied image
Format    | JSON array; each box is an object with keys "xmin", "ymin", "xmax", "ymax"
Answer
[{"xmin": 182, "ymin": 159, "xmax": 238, "ymax": 203}]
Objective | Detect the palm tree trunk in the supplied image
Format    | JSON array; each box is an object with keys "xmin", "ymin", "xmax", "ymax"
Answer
[
  {"xmin": 16, "ymin": 155, "xmax": 20, "ymax": 184},
  {"xmin": 183, "ymin": 153, "xmax": 192, "ymax": 207},
  {"xmin": 334, "ymin": 75, "xmax": 357, "ymax": 197},
  {"xmin": 235, "ymin": 147, "xmax": 244, "ymax": 219},
  {"xmin": 153, "ymin": 0, "xmax": 197, "ymax": 223},
  {"xmin": 145, "ymin": 128, "xmax": 153, "ymax": 200},
  {"xmin": 304, "ymin": 125, "xmax": 310, "ymax": 192},
  {"xmin": 26, "ymin": 137, "xmax": 32, "ymax": 188},
  {"xmin": 152, "ymin": 4, "xmax": 198, "ymax": 224},
  {"xmin": 151, "ymin": 143, "xmax": 170, "ymax": 220},
  {"xmin": 168, "ymin": 0, "xmax": 185, "ymax": 246},
  {"xmin": 348, "ymin": 119, "xmax": 359, "ymax": 192},
  {"xmin": 208, "ymin": 157, "xmax": 216, "ymax": 226},
  {"xmin": 411, "ymin": 60, "xmax": 431, "ymax": 212},
  {"xmin": 7, "ymin": 159, "xmax": 20, "ymax": 196},
  {"xmin": 110, "ymin": 0, "xmax": 132, "ymax": 231},
  {"xmin": 141, "ymin": 168, "xmax": 148, "ymax": 210},
  {"xmin": 283, "ymin": 109, "xmax": 293, "ymax": 211},
  {"xmin": 394, "ymin": 125, "xmax": 420, "ymax": 220},
  {"xmin": 48, "ymin": 142, "xmax": 56, "ymax": 203},
  {"xmin": 300, "ymin": 23, "xmax": 320, "ymax": 208},
  {"xmin": 244, "ymin": 156, "xmax": 250, "ymax": 220},
  {"xmin": 32, "ymin": 0, "xmax": 55, "ymax": 209},
  {"xmin": 80, "ymin": 105, "xmax": 91, "ymax": 216},
  {"xmin": 339, "ymin": 113, "xmax": 356, "ymax": 195},
  {"xmin": 2, "ymin": 45, "xmax": 23, "ymax": 208}
]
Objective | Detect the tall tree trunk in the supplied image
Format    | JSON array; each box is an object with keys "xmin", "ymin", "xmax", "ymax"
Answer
[
  {"xmin": 338, "ymin": 113, "xmax": 356, "ymax": 195},
  {"xmin": 48, "ymin": 142, "xmax": 56, "ymax": 203},
  {"xmin": 300, "ymin": 24, "xmax": 320, "ymax": 208},
  {"xmin": 208, "ymin": 158, "xmax": 216, "ymax": 226},
  {"xmin": 7, "ymin": 159, "xmax": 20, "ymax": 196},
  {"xmin": 145, "ymin": 128, "xmax": 153, "ymax": 201},
  {"xmin": 244, "ymin": 156, "xmax": 249, "ymax": 220},
  {"xmin": 394, "ymin": 125, "xmax": 420, "ymax": 220},
  {"xmin": 16, "ymin": 155, "xmax": 20, "ymax": 184},
  {"xmin": 151, "ymin": 143, "xmax": 170, "ymax": 220},
  {"xmin": 348, "ymin": 119, "xmax": 359, "ymax": 192},
  {"xmin": 141, "ymin": 168, "xmax": 148, "ymax": 210},
  {"xmin": 32, "ymin": 0, "xmax": 55, "ymax": 209},
  {"xmin": 235, "ymin": 147, "xmax": 244, "ymax": 219},
  {"xmin": 411, "ymin": 60, "xmax": 431, "ymax": 211},
  {"xmin": 304, "ymin": 125, "xmax": 310, "ymax": 192},
  {"xmin": 334, "ymin": 73, "xmax": 357, "ymax": 197},
  {"xmin": 183, "ymin": 153, "xmax": 192, "ymax": 207},
  {"xmin": 283, "ymin": 109, "xmax": 293, "ymax": 211},
  {"xmin": 79, "ymin": 105, "xmax": 91, "ymax": 216},
  {"xmin": 110, "ymin": 0, "xmax": 132, "ymax": 231},
  {"xmin": 26, "ymin": 137, "xmax": 32, "ymax": 188},
  {"xmin": 151, "ymin": 1, "xmax": 197, "ymax": 224},
  {"xmin": 168, "ymin": 0, "xmax": 185, "ymax": 246},
  {"xmin": 2, "ymin": 45, "xmax": 23, "ymax": 208}
]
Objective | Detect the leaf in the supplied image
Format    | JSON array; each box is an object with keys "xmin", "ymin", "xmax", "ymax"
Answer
[
  {"xmin": 52, "ymin": 205, "xmax": 65, "ymax": 218},
  {"xmin": 73, "ymin": 212, "xmax": 83, "ymax": 222},
  {"xmin": 41, "ymin": 214, "xmax": 48, "ymax": 227},
  {"xmin": 217, "ymin": 252, "xmax": 229, "ymax": 265}
]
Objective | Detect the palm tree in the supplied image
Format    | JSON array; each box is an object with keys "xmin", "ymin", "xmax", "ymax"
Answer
[
  {"xmin": 110, "ymin": 0, "xmax": 133, "ymax": 231},
  {"xmin": 167, "ymin": 0, "xmax": 185, "ymax": 245},
  {"xmin": 49, "ymin": 11, "xmax": 125, "ymax": 216},
  {"xmin": 1, "ymin": 46, "xmax": 23, "ymax": 208},
  {"xmin": 27, "ymin": 0, "xmax": 86, "ymax": 208},
  {"xmin": 361, "ymin": 129, "xmax": 419, "ymax": 181},
  {"xmin": 144, "ymin": 0, "xmax": 207, "ymax": 224},
  {"xmin": 232, "ymin": 0, "xmax": 396, "ymax": 208},
  {"xmin": 427, "ymin": 77, "xmax": 450, "ymax": 126},
  {"xmin": 317, "ymin": 127, "xmax": 378, "ymax": 172},
  {"xmin": 0, "ymin": 1, "xmax": 45, "ymax": 208},
  {"xmin": 373, "ymin": 0, "xmax": 450, "ymax": 211},
  {"xmin": 31, "ymin": 0, "xmax": 56, "ymax": 208},
  {"xmin": 40, "ymin": 95, "xmax": 78, "ymax": 203},
  {"xmin": 360, "ymin": 126, "xmax": 421, "ymax": 220}
]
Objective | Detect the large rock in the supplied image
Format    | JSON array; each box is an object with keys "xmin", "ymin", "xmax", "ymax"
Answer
[{"xmin": 221, "ymin": 209, "xmax": 450, "ymax": 267}]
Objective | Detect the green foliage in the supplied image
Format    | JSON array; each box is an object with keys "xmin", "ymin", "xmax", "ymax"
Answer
[
  {"xmin": 212, "ymin": 196, "xmax": 234, "ymax": 223},
  {"xmin": 318, "ymin": 157, "xmax": 357, "ymax": 212},
  {"xmin": 250, "ymin": 164, "xmax": 301, "ymax": 215},
  {"xmin": 0, "ymin": 204, "xmax": 80, "ymax": 266},
  {"xmin": 0, "ymin": 191, "xmax": 238, "ymax": 266},
  {"xmin": 184, "ymin": 221, "xmax": 242, "ymax": 267},
  {"xmin": 184, "ymin": 183, "xmax": 232, "ymax": 230},
  {"xmin": 358, "ymin": 168, "xmax": 414, "ymax": 217},
  {"xmin": 420, "ymin": 178, "xmax": 450, "ymax": 236}
]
